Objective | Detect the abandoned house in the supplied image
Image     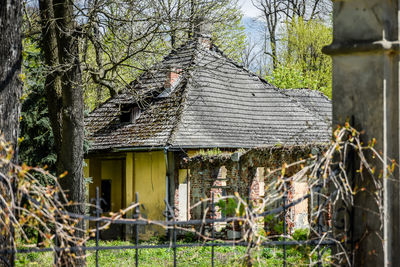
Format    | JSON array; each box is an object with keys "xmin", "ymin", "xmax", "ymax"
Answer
[{"xmin": 84, "ymin": 35, "xmax": 332, "ymax": 238}]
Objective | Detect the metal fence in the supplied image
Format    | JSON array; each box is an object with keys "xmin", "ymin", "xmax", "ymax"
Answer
[{"xmin": 2, "ymin": 181, "xmax": 336, "ymax": 267}]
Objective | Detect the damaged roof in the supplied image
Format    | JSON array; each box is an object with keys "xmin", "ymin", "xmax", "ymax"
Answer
[{"xmin": 85, "ymin": 40, "xmax": 332, "ymax": 152}]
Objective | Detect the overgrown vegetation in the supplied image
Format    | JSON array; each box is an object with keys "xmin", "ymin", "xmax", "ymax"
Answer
[{"xmin": 16, "ymin": 240, "xmax": 330, "ymax": 267}]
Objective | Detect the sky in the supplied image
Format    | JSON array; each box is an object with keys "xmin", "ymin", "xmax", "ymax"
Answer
[
  {"xmin": 238, "ymin": 0, "xmax": 265, "ymax": 44},
  {"xmin": 238, "ymin": 0, "xmax": 264, "ymax": 41},
  {"xmin": 238, "ymin": 0, "xmax": 260, "ymax": 18}
]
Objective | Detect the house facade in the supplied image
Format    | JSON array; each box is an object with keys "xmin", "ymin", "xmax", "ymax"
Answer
[{"xmin": 84, "ymin": 36, "xmax": 331, "ymax": 238}]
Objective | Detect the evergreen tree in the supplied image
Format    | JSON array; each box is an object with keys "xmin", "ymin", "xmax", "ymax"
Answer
[{"xmin": 19, "ymin": 45, "xmax": 56, "ymax": 174}]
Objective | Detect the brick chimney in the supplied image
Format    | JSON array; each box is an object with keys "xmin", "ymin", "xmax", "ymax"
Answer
[{"xmin": 165, "ymin": 68, "xmax": 182, "ymax": 89}]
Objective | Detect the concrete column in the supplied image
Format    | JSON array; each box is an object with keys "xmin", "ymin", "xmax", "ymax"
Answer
[{"xmin": 324, "ymin": 1, "xmax": 399, "ymax": 266}]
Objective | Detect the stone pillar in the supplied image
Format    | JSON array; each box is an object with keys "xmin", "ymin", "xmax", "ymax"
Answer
[{"xmin": 324, "ymin": 1, "xmax": 399, "ymax": 266}]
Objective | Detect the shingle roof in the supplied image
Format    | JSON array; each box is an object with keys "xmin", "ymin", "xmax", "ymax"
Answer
[
  {"xmin": 85, "ymin": 41, "xmax": 332, "ymax": 152},
  {"xmin": 281, "ymin": 89, "xmax": 331, "ymax": 123}
]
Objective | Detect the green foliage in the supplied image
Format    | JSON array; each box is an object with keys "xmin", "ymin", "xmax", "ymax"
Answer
[
  {"xmin": 273, "ymin": 220, "xmax": 284, "ymax": 235},
  {"xmin": 19, "ymin": 39, "xmax": 92, "ymax": 179},
  {"xmin": 292, "ymin": 232, "xmax": 313, "ymax": 264},
  {"xmin": 19, "ymin": 41, "xmax": 57, "ymax": 176},
  {"xmin": 263, "ymin": 214, "xmax": 284, "ymax": 236},
  {"xmin": 292, "ymin": 228, "xmax": 310, "ymax": 241},
  {"xmin": 182, "ymin": 232, "xmax": 197, "ymax": 243},
  {"xmin": 217, "ymin": 198, "xmax": 236, "ymax": 217},
  {"xmin": 16, "ymin": 239, "xmax": 331, "ymax": 266},
  {"xmin": 198, "ymin": 148, "xmax": 223, "ymax": 157},
  {"xmin": 217, "ymin": 197, "xmax": 245, "ymax": 217},
  {"xmin": 267, "ymin": 63, "xmax": 316, "ymax": 90},
  {"xmin": 212, "ymin": 8, "xmax": 247, "ymax": 62},
  {"xmin": 267, "ymin": 17, "xmax": 332, "ymax": 98}
]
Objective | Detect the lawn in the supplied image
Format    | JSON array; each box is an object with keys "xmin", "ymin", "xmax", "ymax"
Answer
[{"xmin": 16, "ymin": 240, "xmax": 330, "ymax": 266}]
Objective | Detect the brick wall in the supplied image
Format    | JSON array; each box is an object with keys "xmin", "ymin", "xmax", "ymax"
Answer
[{"xmin": 176, "ymin": 146, "xmax": 323, "ymax": 232}]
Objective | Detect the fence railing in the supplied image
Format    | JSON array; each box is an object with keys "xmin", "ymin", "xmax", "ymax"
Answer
[{"xmin": 1, "ymin": 180, "xmax": 336, "ymax": 267}]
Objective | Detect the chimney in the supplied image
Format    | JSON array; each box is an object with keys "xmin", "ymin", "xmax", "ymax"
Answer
[
  {"xmin": 165, "ymin": 68, "xmax": 182, "ymax": 89},
  {"xmin": 194, "ymin": 18, "xmax": 212, "ymax": 49}
]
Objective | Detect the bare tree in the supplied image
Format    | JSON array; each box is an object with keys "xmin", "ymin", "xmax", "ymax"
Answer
[
  {"xmin": 251, "ymin": 0, "xmax": 331, "ymax": 71},
  {"xmin": 251, "ymin": 0, "xmax": 284, "ymax": 69},
  {"xmin": 286, "ymin": 0, "xmax": 331, "ymax": 20},
  {"xmin": 77, "ymin": 0, "xmax": 243, "ymax": 108},
  {"xmin": 240, "ymin": 37, "xmax": 261, "ymax": 70}
]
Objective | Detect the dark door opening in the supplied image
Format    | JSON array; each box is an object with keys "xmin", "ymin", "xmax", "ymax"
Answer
[{"xmin": 101, "ymin": 179, "xmax": 111, "ymax": 212}]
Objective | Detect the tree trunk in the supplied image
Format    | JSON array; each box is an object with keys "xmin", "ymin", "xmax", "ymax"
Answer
[
  {"xmin": 53, "ymin": 0, "xmax": 86, "ymax": 238},
  {"xmin": 270, "ymin": 32, "xmax": 277, "ymax": 70},
  {"xmin": 0, "ymin": 0, "xmax": 22, "ymax": 266},
  {"xmin": 38, "ymin": 0, "xmax": 63, "ymax": 170},
  {"xmin": 39, "ymin": 0, "xmax": 86, "ymax": 265}
]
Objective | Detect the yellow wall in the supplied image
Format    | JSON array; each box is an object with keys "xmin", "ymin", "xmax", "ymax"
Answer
[
  {"xmin": 133, "ymin": 151, "xmax": 166, "ymax": 221},
  {"xmin": 83, "ymin": 159, "xmax": 90, "ymax": 179},
  {"xmin": 86, "ymin": 150, "xmax": 167, "ymax": 238},
  {"xmin": 101, "ymin": 159, "xmax": 123, "ymax": 212},
  {"xmin": 179, "ymin": 169, "xmax": 189, "ymax": 184},
  {"xmin": 125, "ymin": 153, "xmax": 134, "ymax": 210},
  {"xmin": 83, "ymin": 159, "xmax": 90, "ymax": 202},
  {"xmin": 88, "ymin": 158, "xmax": 101, "ymax": 204},
  {"xmin": 187, "ymin": 150, "xmax": 199, "ymax": 157}
]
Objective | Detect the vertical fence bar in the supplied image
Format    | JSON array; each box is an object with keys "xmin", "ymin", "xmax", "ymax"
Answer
[
  {"xmin": 211, "ymin": 193, "xmax": 215, "ymax": 267},
  {"xmin": 232, "ymin": 205, "xmax": 236, "ymax": 247},
  {"xmin": 317, "ymin": 186, "xmax": 321, "ymax": 267},
  {"xmin": 173, "ymin": 207, "xmax": 177, "ymax": 267},
  {"xmin": 95, "ymin": 187, "xmax": 100, "ymax": 267},
  {"xmin": 135, "ymin": 192, "xmax": 139, "ymax": 267},
  {"xmin": 54, "ymin": 228, "xmax": 58, "ymax": 266},
  {"xmin": 11, "ymin": 227, "xmax": 15, "ymax": 267},
  {"xmin": 282, "ymin": 190, "xmax": 287, "ymax": 267},
  {"xmin": 54, "ymin": 194, "xmax": 58, "ymax": 266}
]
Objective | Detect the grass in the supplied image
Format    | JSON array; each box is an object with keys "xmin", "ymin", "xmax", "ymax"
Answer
[{"xmin": 16, "ymin": 240, "xmax": 331, "ymax": 266}]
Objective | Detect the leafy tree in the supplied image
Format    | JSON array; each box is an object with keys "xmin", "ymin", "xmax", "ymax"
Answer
[
  {"xmin": 251, "ymin": 0, "xmax": 331, "ymax": 75},
  {"xmin": 266, "ymin": 17, "xmax": 332, "ymax": 98}
]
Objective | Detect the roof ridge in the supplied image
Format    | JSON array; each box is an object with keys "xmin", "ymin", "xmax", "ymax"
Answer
[
  {"xmin": 208, "ymin": 44, "xmax": 277, "ymax": 89},
  {"xmin": 165, "ymin": 42, "xmax": 200, "ymax": 146}
]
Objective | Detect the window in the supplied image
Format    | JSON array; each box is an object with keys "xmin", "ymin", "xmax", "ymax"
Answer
[{"xmin": 120, "ymin": 104, "xmax": 141, "ymax": 123}]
